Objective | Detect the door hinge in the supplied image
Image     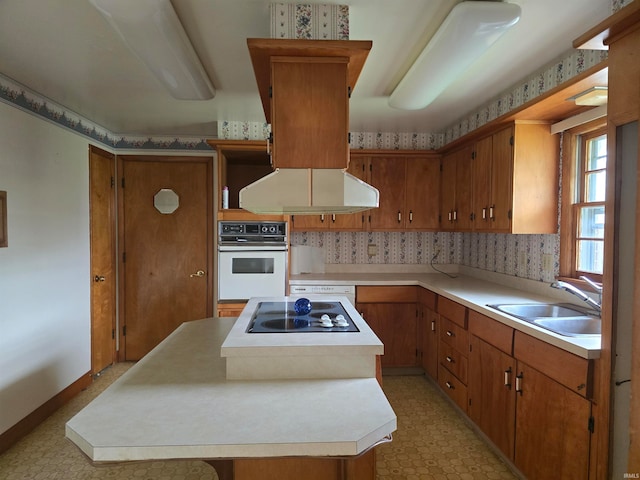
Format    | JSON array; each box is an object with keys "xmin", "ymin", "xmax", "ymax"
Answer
[
  {"xmin": 510, "ymin": 136, "xmax": 514, "ymax": 146},
  {"xmin": 121, "ymin": 177, "xmax": 125, "ymax": 188},
  {"xmin": 348, "ymin": 86, "xmax": 352, "ymax": 98},
  {"xmin": 112, "ymin": 329, "xmax": 115, "ymax": 340},
  {"xmin": 588, "ymin": 416, "xmax": 595, "ymax": 433},
  {"xmin": 269, "ymin": 85, "xmax": 272, "ymax": 98},
  {"xmin": 348, "ymin": 132, "xmax": 351, "ymax": 144},
  {"xmin": 122, "ymin": 252, "xmax": 126, "ymax": 263},
  {"xmin": 440, "ymin": 163, "xmax": 443, "ymax": 172},
  {"xmin": 471, "ymin": 151, "xmax": 476, "ymax": 160},
  {"xmin": 508, "ymin": 209, "xmax": 513, "ymax": 219},
  {"xmin": 111, "ymin": 176, "xmax": 115, "ymax": 188},
  {"xmin": 123, "ymin": 325, "xmax": 127, "ymax": 336}
]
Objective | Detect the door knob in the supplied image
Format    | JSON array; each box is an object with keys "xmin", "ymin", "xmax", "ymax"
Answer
[
  {"xmin": 190, "ymin": 270, "xmax": 206, "ymax": 278},
  {"xmin": 94, "ymin": 275, "xmax": 105, "ymax": 282}
]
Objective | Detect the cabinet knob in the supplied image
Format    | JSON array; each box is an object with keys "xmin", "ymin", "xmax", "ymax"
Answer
[
  {"xmin": 397, "ymin": 211, "xmax": 402, "ymax": 223},
  {"xmin": 94, "ymin": 275, "xmax": 106, "ymax": 282},
  {"xmin": 446, "ymin": 330, "xmax": 455, "ymax": 337},
  {"xmin": 445, "ymin": 381, "xmax": 454, "ymax": 390},
  {"xmin": 431, "ymin": 320, "xmax": 436, "ymax": 332},
  {"xmin": 190, "ymin": 270, "xmax": 206, "ymax": 278},
  {"xmin": 515, "ymin": 372, "xmax": 524, "ymax": 394},
  {"xmin": 409, "ymin": 210, "xmax": 413, "ymax": 223},
  {"xmin": 446, "ymin": 356, "xmax": 454, "ymax": 363},
  {"xmin": 489, "ymin": 205, "xmax": 495, "ymax": 220},
  {"xmin": 504, "ymin": 367, "xmax": 512, "ymax": 388}
]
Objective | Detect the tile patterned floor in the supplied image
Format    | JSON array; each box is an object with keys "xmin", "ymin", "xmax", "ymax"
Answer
[{"xmin": 0, "ymin": 365, "xmax": 517, "ymax": 479}]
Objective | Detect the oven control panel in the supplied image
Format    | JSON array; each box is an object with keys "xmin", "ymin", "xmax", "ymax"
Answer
[{"xmin": 219, "ymin": 221, "xmax": 287, "ymax": 245}]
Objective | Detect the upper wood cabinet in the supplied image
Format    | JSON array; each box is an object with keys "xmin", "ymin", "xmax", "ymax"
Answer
[
  {"xmin": 271, "ymin": 57, "xmax": 349, "ymax": 169},
  {"xmin": 247, "ymin": 39, "xmax": 372, "ymax": 170},
  {"xmin": 368, "ymin": 154, "xmax": 441, "ymax": 231},
  {"xmin": 440, "ymin": 145, "xmax": 474, "ymax": 232},
  {"xmin": 471, "ymin": 122, "xmax": 559, "ymax": 234},
  {"xmin": 442, "ymin": 121, "xmax": 559, "ymax": 234}
]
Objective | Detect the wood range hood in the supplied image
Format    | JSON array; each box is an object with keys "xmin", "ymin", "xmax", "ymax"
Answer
[{"xmin": 239, "ymin": 38, "xmax": 380, "ymax": 215}]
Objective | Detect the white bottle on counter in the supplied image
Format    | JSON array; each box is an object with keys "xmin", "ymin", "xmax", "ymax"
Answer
[{"xmin": 222, "ymin": 186, "xmax": 229, "ymax": 209}]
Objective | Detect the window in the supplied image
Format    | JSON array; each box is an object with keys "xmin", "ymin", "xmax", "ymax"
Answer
[{"xmin": 560, "ymin": 121, "xmax": 607, "ymax": 282}]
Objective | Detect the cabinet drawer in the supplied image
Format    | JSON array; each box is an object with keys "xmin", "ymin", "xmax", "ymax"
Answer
[
  {"xmin": 438, "ymin": 364, "xmax": 468, "ymax": 413},
  {"xmin": 357, "ymin": 286, "xmax": 418, "ymax": 303},
  {"xmin": 440, "ymin": 316, "xmax": 469, "ymax": 354},
  {"xmin": 438, "ymin": 296, "xmax": 467, "ymax": 328},
  {"xmin": 439, "ymin": 341, "xmax": 468, "ymax": 384},
  {"xmin": 514, "ymin": 331, "xmax": 593, "ymax": 398},
  {"xmin": 468, "ymin": 310, "xmax": 514, "ymax": 355}
]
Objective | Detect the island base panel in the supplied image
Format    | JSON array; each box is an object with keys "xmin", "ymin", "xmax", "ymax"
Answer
[{"xmin": 206, "ymin": 449, "xmax": 376, "ymax": 480}]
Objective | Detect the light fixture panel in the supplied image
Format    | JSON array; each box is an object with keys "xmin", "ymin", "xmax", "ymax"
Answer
[{"xmin": 388, "ymin": 1, "xmax": 521, "ymax": 110}]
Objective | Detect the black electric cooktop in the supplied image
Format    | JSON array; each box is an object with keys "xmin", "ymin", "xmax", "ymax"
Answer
[{"xmin": 246, "ymin": 301, "xmax": 360, "ymax": 333}]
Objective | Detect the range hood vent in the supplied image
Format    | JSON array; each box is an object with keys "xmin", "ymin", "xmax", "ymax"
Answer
[{"xmin": 239, "ymin": 169, "xmax": 379, "ymax": 215}]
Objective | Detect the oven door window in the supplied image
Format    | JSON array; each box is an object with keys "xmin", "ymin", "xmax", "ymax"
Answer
[{"xmin": 232, "ymin": 257, "xmax": 274, "ymax": 274}]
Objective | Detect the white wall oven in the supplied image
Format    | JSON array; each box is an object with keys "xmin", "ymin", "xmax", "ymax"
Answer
[{"xmin": 218, "ymin": 221, "xmax": 288, "ymax": 301}]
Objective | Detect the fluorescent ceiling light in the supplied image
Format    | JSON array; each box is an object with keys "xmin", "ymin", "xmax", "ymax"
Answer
[
  {"xmin": 388, "ymin": 1, "xmax": 521, "ymax": 110},
  {"xmin": 89, "ymin": 0, "xmax": 215, "ymax": 100},
  {"xmin": 569, "ymin": 86, "xmax": 608, "ymax": 106}
]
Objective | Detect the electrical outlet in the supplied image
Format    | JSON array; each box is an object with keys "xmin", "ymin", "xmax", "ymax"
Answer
[
  {"xmin": 518, "ymin": 250, "xmax": 527, "ymax": 266},
  {"xmin": 367, "ymin": 244, "xmax": 378, "ymax": 256},
  {"xmin": 542, "ymin": 253, "xmax": 554, "ymax": 272}
]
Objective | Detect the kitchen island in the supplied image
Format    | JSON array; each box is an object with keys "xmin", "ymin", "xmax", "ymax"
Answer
[{"xmin": 65, "ymin": 316, "xmax": 396, "ymax": 480}]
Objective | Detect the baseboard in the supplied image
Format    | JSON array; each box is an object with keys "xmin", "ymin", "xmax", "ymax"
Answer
[{"xmin": 0, "ymin": 371, "xmax": 92, "ymax": 455}]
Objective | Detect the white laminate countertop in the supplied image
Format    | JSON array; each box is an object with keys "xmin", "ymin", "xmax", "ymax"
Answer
[
  {"xmin": 289, "ymin": 271, "xmax": 601, "ymax": 359},
  {"xmin": 65, "ymin": 318, "xmax": 397, "ymax": 462}
]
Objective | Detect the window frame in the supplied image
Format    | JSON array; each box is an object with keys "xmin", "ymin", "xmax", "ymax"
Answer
[{"xmin": 559, "ymin": 119, "xmax": 607, "ymax": 284}]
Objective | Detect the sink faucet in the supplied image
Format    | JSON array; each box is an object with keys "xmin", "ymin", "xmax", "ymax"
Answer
[{"xmin": 550, "ymin": 280, "xmax": 602, "ymax": 314}]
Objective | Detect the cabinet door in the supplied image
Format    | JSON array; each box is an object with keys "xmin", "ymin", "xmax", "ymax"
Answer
[
  {"xmin": 291, "ymin": 213, "xmax": 329, "ymax": 231},
  {"xmin": 421, "ymin": 307, "xmax": 439, "ymax": 379},
  {"xmin": 514, "ymin": 362, "xmax": 592, "ymax": 480},
  {"xmin": 405, "ymin": 156, "xmax": 440, "ymax": 230},
  {"xmin": 440, "ymin": 152, "xmax": 457, "ymax": 231},
  {"xmin": 472, "ymin": 135, "xmax": 493, "ymax": 230},
  {"xmin": 369, "ymin": 157, "xmax": 406, "ymax": 230},
  {"xmin": 468, "ymin": 335, "xmax": 516, "ymax": 459},
  {"xmin": 271, "ymin": 59, "xmax": 348, "ymax": 169},
  {"xmin": 490, "ymin": 126, "xmax": 514, "ymax": 232},
  {"xmin": 331, "ymin": 156, "xmax": 368, "ymax": 230},
  {"xmin": 358, "ymin": 302, "xmax": 417, "ymax": 367},
  {"xmin": 455, "ymin": 148, "xmax": 474, "ymax": 231}
]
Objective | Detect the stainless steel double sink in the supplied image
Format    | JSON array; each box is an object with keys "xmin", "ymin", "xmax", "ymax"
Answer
[{"xmin": 487, "ymin": 303, "xmax": 601, "ymax": 337}]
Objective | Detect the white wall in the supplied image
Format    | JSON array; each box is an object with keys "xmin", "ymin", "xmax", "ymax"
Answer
[{"xmin": 0, "ymin": 101, "xmax": 92, "ymax": 435}]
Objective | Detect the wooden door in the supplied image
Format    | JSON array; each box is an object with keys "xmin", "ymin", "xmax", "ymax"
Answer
[
  {"xmin": 472, "ymin": 135, "xmax": 493, "ymax": 230},
  {"xmin": 405, "ymin": 156, "xmax": 440, "ymax": 230},
  {"xmin": 468, "ymin": 335, "xmax": 516, "ymax": 459},
  {"xmin": 89, "ymin": 146, "xmax": 116, "ymax": 374},
  {"xmin": 514, "ymin": 362, "xmax": 592, "ymax": 480},
  {"xmin": 121, "ymin": 156, "xmax": 213, "ymax": 360},
  {"xmin": 490, "ymin": 126, "xmax": 514, "ymax": 232},
  {"xmin": 369, "ymin": 157, "xmax": 406, "ymax": 230}
]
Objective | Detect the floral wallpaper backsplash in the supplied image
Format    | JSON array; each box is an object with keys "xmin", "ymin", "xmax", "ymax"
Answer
[{"xmin": 291, "ymin": 231, "xmax": 560, "ymax": 283}]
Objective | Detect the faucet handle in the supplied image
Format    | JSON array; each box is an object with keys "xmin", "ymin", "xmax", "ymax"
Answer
[{"xmin": 579, "ymin": 276, "xmax": 603, "ymax": 292}]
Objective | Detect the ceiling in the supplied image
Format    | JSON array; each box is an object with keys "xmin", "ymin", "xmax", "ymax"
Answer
[{"xmin": 0, "ymin": 0, "xmax": 611, "ymax": 138}]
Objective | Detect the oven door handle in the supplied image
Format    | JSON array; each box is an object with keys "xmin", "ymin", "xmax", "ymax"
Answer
[{"xmin": 218, "ymin": 245, "xmax": 288, "ymax": 252}]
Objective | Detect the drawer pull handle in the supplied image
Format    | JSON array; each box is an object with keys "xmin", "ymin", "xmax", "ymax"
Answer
[
  {"xmin": 446, "ymin": 356, "xmax": 454, "ymax": 363},
  {"xmin": 431, "ymin": 320, "xmax": 436, "ymax": 332},
  {"xmin": 504, "ymin": 367, "xmax": 512, "ymax": 389},
  {"xmin": 446, "ymin": 330, "xmax": 455, "ymax": 337},
  {"xmin": 445, "ymin": 381, "xmax": 454, "ymax": 390}
]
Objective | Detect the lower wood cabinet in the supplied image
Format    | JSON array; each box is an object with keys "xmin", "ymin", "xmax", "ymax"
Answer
[
  {"xmin": 468, "ymin": 310, "xmax": 593, "ymax": 480},
  {"xmin": 437, "ymin": 297, "xmax": 469, "ymax": 412},
  {"xmin": 357, "ymin": 286, "xmax": 418, "ymax": 368},
  {"xmin": 217, "ymin": 302, "xmax": 247, "ymax": 317},
  {"xmin": 419, "ymin": 289, "xmax": 438, "ymax": 380}
]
